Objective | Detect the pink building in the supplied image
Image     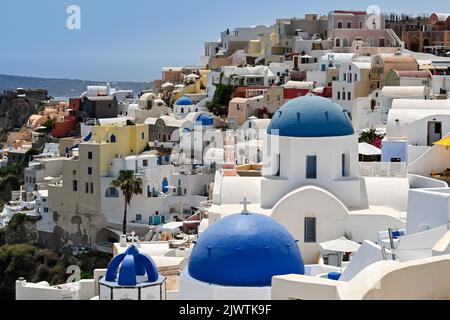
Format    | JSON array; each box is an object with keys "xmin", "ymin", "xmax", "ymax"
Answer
[{"xmin": 328, "ymin": 10, "xmax": 398, "ymax": 49}]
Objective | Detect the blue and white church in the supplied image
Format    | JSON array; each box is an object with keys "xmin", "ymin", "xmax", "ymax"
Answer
[{"xmin": 209, "ymin": 96, "xmax": 408, "ymax": 264}]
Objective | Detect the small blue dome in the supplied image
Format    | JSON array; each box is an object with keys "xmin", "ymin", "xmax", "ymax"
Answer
[
  {"xmin": 196, "ymin": 113, "xmax": 214, "ymax": 126},
  {"xmin": 188, "ymin": 213, "xmax": 305, "ymax": 287},
  {"xmin": 105, "ymin": 245, "xmax": 159, "ymax": 286},
  {"xmin": 267, "ymin": 96, "xmax": 354, "ymax": 138},
  {"xmin": 175, "ymin": 96, "xmax": 193, "ymax": 106}
]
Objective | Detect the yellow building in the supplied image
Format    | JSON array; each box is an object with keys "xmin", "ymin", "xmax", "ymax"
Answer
[{"xmin": 48, "ymin": 123, "xmax": 149, "ymax": 247}]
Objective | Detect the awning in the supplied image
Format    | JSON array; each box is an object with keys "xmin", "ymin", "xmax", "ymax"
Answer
[
  {"xmin": 358, "ymin": 142, "xmax": 381, "ymax": 156},
  {"xmin": 161, "ymin": 221, "xmax": 184, "ymax": 232},
  {"xmin": 433, "ymin": 136, "xmax": 450, "ymax": 147},
  {"xmin": 319, "ymin": 237, "xmax": 361, "ymax": 253}
]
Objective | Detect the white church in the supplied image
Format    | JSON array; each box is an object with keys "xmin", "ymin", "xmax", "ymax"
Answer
[{"xmin": 209, "ymin": 95, "xmax": 407, "ymax": 263}]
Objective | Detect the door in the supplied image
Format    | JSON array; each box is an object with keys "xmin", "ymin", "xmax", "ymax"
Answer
[{"xmin": 428, "ymin": 121, "xmax": 442, "ymax": 146}]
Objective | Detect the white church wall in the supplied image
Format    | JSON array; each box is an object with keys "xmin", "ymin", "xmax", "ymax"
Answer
[
  {"xmin": 178, "ymin": 270, "xmax": 271, "ymax": 300},
  {"xmin": 363, "ymin": 177, "xmax": 409, "ymax": 212},
  {"xmin": 271, "ymin": 274, "xmax": 339, "ymax": 300},
  {"xmin": 393, "ymin": 225, "xmax": 448, "ymax": 262},
  {"xmin": 262, "ymin": 135, "xmax": 362, "ymax": 209},
  {"xmin": 346, "ymin": 214, "xmax": 404, "ymax": 243},
  {"xmin": 271, "ymin": 186, "xmax": 349, "ymax": 264},
  {"xmin": 340, "ymin": 241, "xmax": 390, "ymax": 281},
  {"xmin": 406, "ymin": 188, "xmax": 450, "ymax": 234}
]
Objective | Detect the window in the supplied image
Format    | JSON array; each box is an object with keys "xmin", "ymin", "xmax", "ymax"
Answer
[
  {"xmin": 88, "ymin": 152, "xmax": 92, "ymax": 160},
  {"xmin": 73, "ymin": 170, "xmax": 77, "ymax": 175},
  {"xmin": 44, "ymin": 208, "xmax": 49, "ymax": 213},
  {"xmin": 304, "ymin": 217, "xmax": 316, "ymax": 243},
  {"xmin": 337, "ymin": 91, "xmax": 341, "ymax": 100},
  {"xmin": 343, "ymin": 73, "xmax": 347, "ymax": 81},
  {"xmin": 342, "ymin": 153, "xmax": 349, "ymax": 177},
  {"xmin": 90, "ymin": 183, "xmax": 94, "ymax": 194},
  {"xmin": 306, "ymin": 155, "xmax": 317, "ymax": 179},
  {"xmin": 354, "ymin": 73, "xmax": 358, "ymax": 82},
  {"xmin": 110, "ymin": 134, "xmax": 117, "ymax": 143},
  {"xmin": 141, "ymin": 132, "xmax": 145, "ymax": 140},
  {"xmin": 105, "ymin": 187, "xmax": 119, "ymax": 198},
  {"xmin": 337, "ymin": 21, "xmax": 343, "ymax": 29},
  {"xmin": 73, "ymin": 180, "xmax": 78, "ymax": 192},
  {"xmin": 348, "ymin": 92, "xmax": 351, "ymax": 100},
  {"xmin": 342, "ymin": 91, "xmax": 346, "ymax": 100},
  {"xmin": 136, "ymin": 214, "xmax": 142, "ymax": 221},
  {"xmin": 346, "ymin": 21, "xmax": 352, "ymax": 28},
  {"xmin": 85, "ymin": 182, "xmax": 89, "ymax": 194},
  {"xmin": 88, "ymin": 167, "xmax": 92, "ymax": 175},
  {"xmin": 143, "ymin": 159, "xmax": 148, "ymax": 167}
]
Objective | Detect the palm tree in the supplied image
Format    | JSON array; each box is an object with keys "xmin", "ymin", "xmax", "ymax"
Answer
[{"xmin": 111, "ymin": 170, "xmax": 143, "ymax": 235}]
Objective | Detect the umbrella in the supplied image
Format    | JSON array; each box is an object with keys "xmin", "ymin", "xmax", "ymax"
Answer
[
  {"xmin": 185, "ymin": 73, "xmax": 200, "ymax": 79},
  {"xmin": 319, "ymin": 237, "xmax": 361, "ymax": 253},
  {"xmin": 161, "ymin": 82, "xmax": 174, "ymax": 89},
  {"xmin": 358, "ymin": 142, "xmax": 381, "ymax": 156}
]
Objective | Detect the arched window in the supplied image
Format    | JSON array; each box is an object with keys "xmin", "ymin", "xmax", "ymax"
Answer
[
  {"xmin": 105, "ymin": 187, "xmax": 119, "ymax": 198},
  {"xmin": 110, "ymin": 134, "xmax": 117, "ymax": 143}
]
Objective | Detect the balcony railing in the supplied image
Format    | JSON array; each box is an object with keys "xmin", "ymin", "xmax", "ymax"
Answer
[{"xmin": 359, "ymin": 162, "xmax": 406, "ymax": 177}]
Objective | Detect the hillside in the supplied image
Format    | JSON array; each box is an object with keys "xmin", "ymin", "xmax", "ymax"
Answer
[{"xmin": 0, "ymin": 74, "xmax": 153, "ymax": 98}]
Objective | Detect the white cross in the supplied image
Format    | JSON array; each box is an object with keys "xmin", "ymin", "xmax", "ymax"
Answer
[
  {"xmin": 127, "ymin": 231, "xmax": 139, "ymax": 244},
  {"xmin": 240, "ymin": 197, "xmax": 251, "ymax": 214}
]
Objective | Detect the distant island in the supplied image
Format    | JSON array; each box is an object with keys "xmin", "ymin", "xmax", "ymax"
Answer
[{"xmin": 0, "ymin": 74, "xmax": 153, "ymax": 98}]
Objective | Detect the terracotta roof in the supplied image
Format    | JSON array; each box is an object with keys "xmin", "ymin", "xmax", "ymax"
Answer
[
  {"xmin": 332, "ymin": 10, "xmax": 367, "ymax": 16},
  {"xmin": 383, "ymin": 56, "xmax": 417, "ymax": 64},
  {"xmin": 396, "ymin": 70, "xmax": 432, "ymax": 78}
]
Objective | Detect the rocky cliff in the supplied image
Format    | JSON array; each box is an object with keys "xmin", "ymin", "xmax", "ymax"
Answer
[{"xmin": 0, "ymin": 91, "xmax": 44, "ymax": 143}]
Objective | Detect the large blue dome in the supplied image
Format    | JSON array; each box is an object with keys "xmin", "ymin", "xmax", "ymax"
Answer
[
  {"xmin": 188, "ymin": 213, "xmax": 305, "ymax": 287},
  {"xmin": 175, "ymin": 96, "xmax": 193, "ymax": 106},
  {"xmin": 267, "ymin": 96, "xmax": 354, "ymax": 138}
]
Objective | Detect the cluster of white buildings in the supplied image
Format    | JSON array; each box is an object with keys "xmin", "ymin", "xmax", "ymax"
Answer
[{"xmin": 8, "ymin": 8, "xmax": 450, "ymax": 301}]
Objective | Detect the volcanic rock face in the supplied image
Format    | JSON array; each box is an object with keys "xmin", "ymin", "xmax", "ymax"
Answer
[{"xmin": 0, "ymin": 90, "xmax": 45, "ymax": 143}]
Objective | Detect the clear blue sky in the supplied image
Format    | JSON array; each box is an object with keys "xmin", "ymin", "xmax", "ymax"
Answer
[{"xmin": 1, "ymin": 0, "xmax": 449, "ymax": 82}]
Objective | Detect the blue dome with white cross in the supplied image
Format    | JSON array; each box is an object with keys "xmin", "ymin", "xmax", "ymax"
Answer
[
  {"xmin": 104, "ymin": 245, "xmax": 159, "ymax": 286},
  {"xmin": 267, "ymin": 96, "xmax": 354, "ymax": 138},
  {"xmin": 188, "ymin": 211, "xmax": 305, "ymax": 287}
]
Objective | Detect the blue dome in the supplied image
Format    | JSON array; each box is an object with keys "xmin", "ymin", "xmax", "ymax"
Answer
[
  {"xmin": 196, "ymin": 113, "xmax": 214, "ymax": 126},
  {"xmin": 105, "ymin": 245, "xmax": 159, "ymax": 286},
  {"xmin": 267, "ymin": 96, "xmax": 354, "ymax": 138},
  {"xmin": 175, "ymin": 96, "xmax": 193, "ymax": 106},
  {"xmin": 188, "ymin": 213, "xmax": 305, "ymax": 287}
]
